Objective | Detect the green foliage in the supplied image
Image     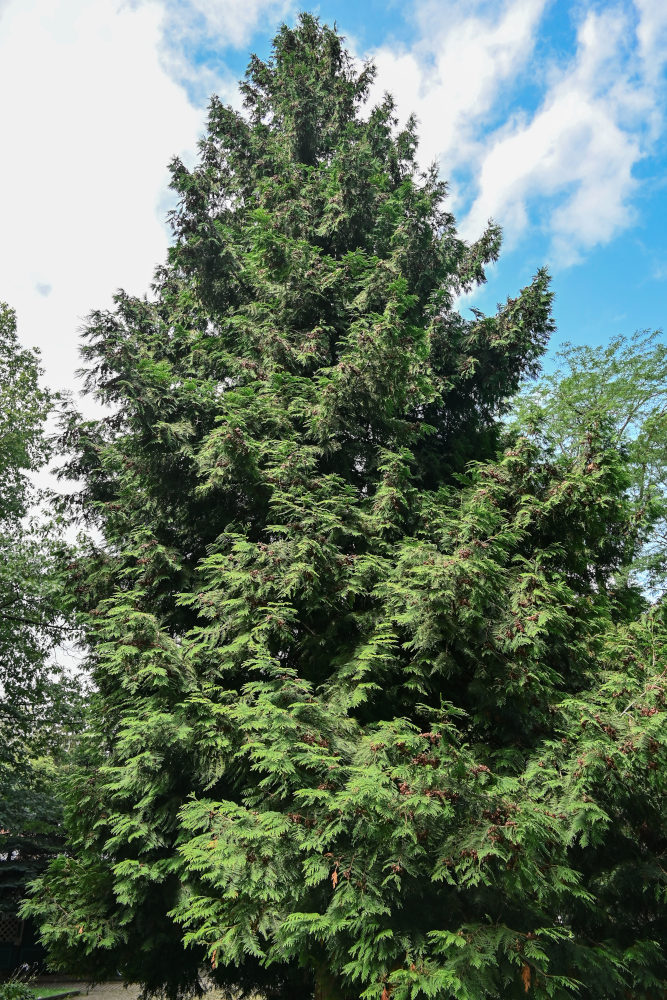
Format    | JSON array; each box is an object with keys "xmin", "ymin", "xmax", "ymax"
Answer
[
  {"xmin": 511, "ymin": 330, "xmax": 667, "ymax": 592},
  {"xmin": 0, "ymin": 303, "xmax": 50, "ymax": 517},
  {"xmin": 0, "ymin": 982, "xmax": 37, "ymax": 1000},
  {"xmin": 24, "ymin": 16, "xmax": 666, "ymax": 1000},
  {"xmin": 0, "ymin": 302, "xmax": 83, "ymax": 915}
]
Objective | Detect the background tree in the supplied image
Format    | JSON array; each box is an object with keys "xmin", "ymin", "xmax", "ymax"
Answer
[
  {"xmin": 25, "ymin": 17, "xmax": 666, "ymax": 1000},
  {"xmin": 0, "ymin": 301, "xmax": 82, "ymax": 923},
  {"xmin": 510, "ymin": 330, "xmax": 667, "ymax": 593}
]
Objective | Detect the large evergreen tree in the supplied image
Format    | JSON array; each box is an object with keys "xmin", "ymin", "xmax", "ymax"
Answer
[{"xmin": 25, "ymin": 17, "xmax": 666, "ymax": 1000}]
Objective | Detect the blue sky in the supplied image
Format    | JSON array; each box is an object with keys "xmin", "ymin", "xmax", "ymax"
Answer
[{"xmin": 0, "ymin": 0, "xmax": 665, "ymax": 399}]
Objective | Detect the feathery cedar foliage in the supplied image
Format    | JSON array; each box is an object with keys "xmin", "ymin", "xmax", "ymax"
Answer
[{"xmin": 24, "ymin": 17, "xmax": 666, "ymax": 1000}]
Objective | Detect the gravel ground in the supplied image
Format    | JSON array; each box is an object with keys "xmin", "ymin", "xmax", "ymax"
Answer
[
  {"xmin": 32, "ymin": 982, "xmax": 254, "ymax": 1000},
  {"xmin": 33, "ymin": 983, "xmax": 141, "ymax": 1000}
]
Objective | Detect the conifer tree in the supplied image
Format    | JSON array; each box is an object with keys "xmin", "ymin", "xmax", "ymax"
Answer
[{"xmin": 26, "ymin": 16, "xmax": 666, "ymax": 1000}]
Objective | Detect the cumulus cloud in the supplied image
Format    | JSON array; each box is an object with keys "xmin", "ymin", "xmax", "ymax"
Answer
[
  {"xmin": 466, "ymin": 7, "xmax": 647, "ymax": 263},
  {"xmin": 368, "ymin": 0, "xmax": 549, "ymax": 177},
  {"xmin": 0, "ymin": 0, "xmax": 203, "ymax": 401},
  {"xmin": 0, "ymin": 0, "xmax": 295, "ymax": 405},
  {"xmin": 162, "ymin": 0, "xmax": 291, "ymax": 49},
  {"xmin": 368, "ymin": 0, "xmax": 667, "ymax": 266},
  {"xmin": 635, "ymin": 0, "xmax": 667, "ymax": 73},
  {"xmin": 131, "ymin": 0, "xmax": 293, "ymax": 103}
]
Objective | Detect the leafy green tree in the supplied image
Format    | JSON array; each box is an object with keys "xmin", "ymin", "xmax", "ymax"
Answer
[
  {"xmin": 25, "ymin": 17, "xmax": 666, "ymax": 1000},
  {"xmin": 0, "ymin": 302, "xmax": 82, "ymax": 917},
  {"xmin": 511, "ymin": 330, "xmax": 667, "ymax": 593}
]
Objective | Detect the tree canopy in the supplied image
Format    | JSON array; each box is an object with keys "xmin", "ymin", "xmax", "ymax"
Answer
[
  {"xmin": 511, "ymin": 330, "xmax": 667, "ymax": 594},
  {"xmin": 0, "ymin": 302, "xmax": 82, "ymax": 917},
  {"xmin": 24, "ymin": 16, "xmax": 666, "ymax": 1000}
]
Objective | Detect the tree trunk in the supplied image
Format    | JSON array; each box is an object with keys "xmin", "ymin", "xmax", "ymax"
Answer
[{"xmin": 314, "ymin": 966, "xmax": 348, "ymax": 1000}]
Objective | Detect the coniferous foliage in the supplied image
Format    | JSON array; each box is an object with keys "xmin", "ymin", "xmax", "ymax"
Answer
[{"xmin": 25, "ymin": 17, "xmax": 666, "ymax": 1000}]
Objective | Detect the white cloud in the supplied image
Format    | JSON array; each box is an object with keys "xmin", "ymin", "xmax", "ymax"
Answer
[
  {"xmin": 165, "ymin": 0, "xmax": 290, "ymax": 49},
  {"xmin": 368, "ymin": 0, "xmax": 549, "ymax": 177},
  {"xmin": 466, "ymin": 8, "xmax": 645, "ymax": 263},
  {"xmin": 0, "ymin": 0, "xmax": 203, "ymax": 403},
  {"xmin": 367, "ymin": 0, "xmax": 667, "ymax": 266},
  {"xmin": 132, "ymin": 0, "xmax": 293, "ymax": 103},
  {"xmin": 0, "ymin": 0, "xmax": 295, "ymax": 406},
  {"xmin": 635, "ymin": 0, "xmax": 667, "ymax": 73}
]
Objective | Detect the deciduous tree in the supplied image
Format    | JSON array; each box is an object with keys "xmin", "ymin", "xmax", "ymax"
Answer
[
  {"xmin": 0, "ymin": 303, "xmax": 82, "ymax": 917},
  {"xmin": 511, "ymin": 330, "xmax": 667, "ymax": 594}
]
